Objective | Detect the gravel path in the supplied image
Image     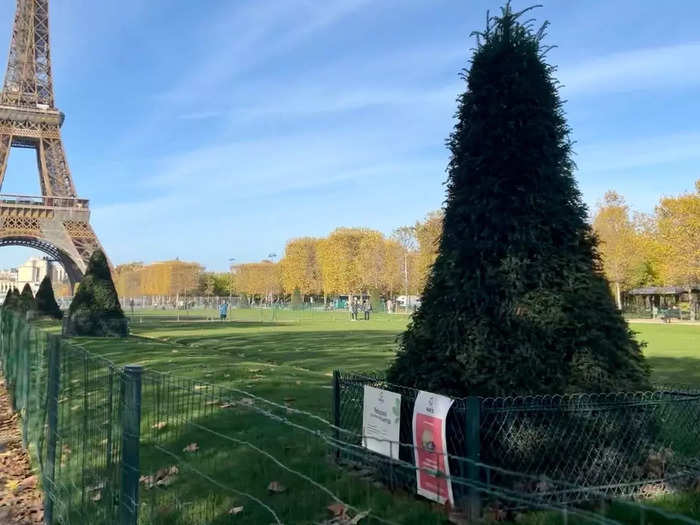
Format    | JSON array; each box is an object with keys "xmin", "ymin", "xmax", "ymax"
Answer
[{"xmin": 0, "ymin": 379, "xmax": 43, "ymax": 524}]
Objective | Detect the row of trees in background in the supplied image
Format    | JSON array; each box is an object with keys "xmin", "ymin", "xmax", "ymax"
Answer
[
  {"xmin": 111, "ymin": 181, "xmax": 697, "ymax": 307},
  {"xmin": 112, "ymin": 212, "xmax": 444, "ymax": 303},
  {"xmin": 592, "ymin": 180, "xmax": 699, "ymax": 309}
]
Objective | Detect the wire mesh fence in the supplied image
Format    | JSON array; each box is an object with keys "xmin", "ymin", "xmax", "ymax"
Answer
[
  {"xmin": 335, "ymin": 372, "xmax": 700, "ymax": 511},
  {"xmin": 2, "ymin": 309, "xmax": 699, "ymax": 524},
  {"xmin": 0, "ymin": 310, "xmax": 124, "ymax": 524}
]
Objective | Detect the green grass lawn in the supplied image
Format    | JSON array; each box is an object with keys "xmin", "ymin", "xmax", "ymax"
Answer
[{"xmin": 67, "ymin": 310, "xmax": 699, "ymax": 524}]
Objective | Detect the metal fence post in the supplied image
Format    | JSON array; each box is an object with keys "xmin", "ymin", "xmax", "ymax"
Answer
[
  {"xmin": 45, "ymin": 335, "xmax": 61, "ymax": 525},
  {"xmin": 465, "ymin": 396, "xmax": 482, "ymax": 520},
  {"xmin": 332, "ymin": 370, "xmax": 341, "ymax": 461},
  {"xmin": 120, "ymin": 366, "xmax": 142, "ymax": 525}
]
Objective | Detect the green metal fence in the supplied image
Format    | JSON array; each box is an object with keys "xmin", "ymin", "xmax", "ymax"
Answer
[
  {"xmin": 334, "ymin": 372, "xmax": 700, "ymax": 510},
  {"xmin": 2, "ymin": 309, "xmax": 699, "ymax": 524},
  {"xmin": 0, "ymin": 311, "xmax": 126, "ymax": 524}
]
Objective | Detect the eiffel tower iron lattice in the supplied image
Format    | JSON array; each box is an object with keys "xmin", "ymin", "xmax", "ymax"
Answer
[{"xmin": 0, "ymin": 0, "xmax": 105, "ymax": 286}]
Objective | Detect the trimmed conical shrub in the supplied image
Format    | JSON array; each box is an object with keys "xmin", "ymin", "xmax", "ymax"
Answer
[
  {"xmin": 64, "ymin": 250, "xmax": 127, "ymax": 337},
  {"xmin": 387, "ymin": 5, "xmax": 649, "ymax": 397},
  {"xmin": 36, "ymin": 275, "xmax": 63, "ymax": 320},
  {"xmin": 19, "ymin": 283, "xmax": 37, "ymax": 313},
  {"xmin": 2, "ymin": 287, "xmax": 18, "ymax": 309}
]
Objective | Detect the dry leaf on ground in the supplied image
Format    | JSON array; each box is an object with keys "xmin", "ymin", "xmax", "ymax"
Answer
[
  {"xmin": 228, "ymin": 506, "xmax": 244, "ymax": 515},
  {"xmin": 182, "ymin": 443, "xmax": 199, "ymax": 453},
  {"xmin": 327, "ymin": 503, "xmax": 346, "ymax": 516},
  {"xmin": 267, "ymin": 481, "xmax": 287, "ymax": 493}
]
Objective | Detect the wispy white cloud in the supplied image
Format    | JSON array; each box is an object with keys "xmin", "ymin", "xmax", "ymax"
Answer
[
  {"xmin": 559, "ymin": 42, "xmax": 700, "ymax": 96},
  {"xmin": 162, "ymin": 0, "xmax": 373, "ymax": 104}
]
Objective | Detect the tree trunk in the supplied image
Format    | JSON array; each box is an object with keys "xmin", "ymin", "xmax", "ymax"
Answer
[
  {"xmin": 614, "ymin": 281, "xmax": 622, "ymax": 310},
  {"xmin": 689, "ymin": 287, "xmax": 696, "ymax": 321}
]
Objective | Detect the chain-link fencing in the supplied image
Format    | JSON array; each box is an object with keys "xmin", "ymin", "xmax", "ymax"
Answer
[{"xmin": 335, "ymin": 372, "xmax": 700, "ymax": 513}]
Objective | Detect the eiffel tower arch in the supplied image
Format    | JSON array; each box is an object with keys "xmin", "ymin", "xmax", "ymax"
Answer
[{"xmin": 0, "ymin": 0, "xmax": 105, "ymax": 287}]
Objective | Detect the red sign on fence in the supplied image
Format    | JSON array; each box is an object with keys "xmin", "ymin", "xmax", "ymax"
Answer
[{"xmin": 412, "ymin": 390, "xmax": 454, "ymax": 504}]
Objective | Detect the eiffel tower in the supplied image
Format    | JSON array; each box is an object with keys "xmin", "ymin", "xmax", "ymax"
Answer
[{"xmin": 0, "ymin": 0, "xmax": 104, "ymax": 286}]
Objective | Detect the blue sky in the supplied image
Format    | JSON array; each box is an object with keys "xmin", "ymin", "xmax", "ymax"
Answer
[{"xmin": 0, "ymin": 0, "xmax": 698, "ymax": 271}]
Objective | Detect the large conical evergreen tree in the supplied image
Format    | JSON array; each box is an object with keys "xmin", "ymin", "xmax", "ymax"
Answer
[
  {"xmin": 65, "ymin": 250, "xmax": 127, "ymax": 336},
  {"xmin": 388, "ymin": 5, "xmax": 649, "ymax": 397},
  {"xmin": 36, "ymin": 275, "xmax": 63, "ymax": 319}
]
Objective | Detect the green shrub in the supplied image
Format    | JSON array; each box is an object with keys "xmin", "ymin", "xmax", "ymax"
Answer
[
  {"xmin": 64, "ymin": 250, "xmax": 127, "ymax": 337},
  {"xmin": 36, "ymin": 275, "xmax": 63, "ymax": 320},
  {"xmin": 2, "ymin": 287, "xmax": 19, "ymax": 310},
  {"xmin": 18, "ymin": 283, "xmax": 37, "ymax": 313}
]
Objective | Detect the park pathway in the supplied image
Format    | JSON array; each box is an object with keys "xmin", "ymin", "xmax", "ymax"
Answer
[{"xmin": 0, "ymin": 378, "xmax": 43, "ymax": 524}]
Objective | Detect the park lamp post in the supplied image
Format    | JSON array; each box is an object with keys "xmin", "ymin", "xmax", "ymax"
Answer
[
  {"xmin": 267, "ymin": 253, "xmax": 277, "ymax": 305},
  {"xmin": 228, "ymin": 258, "xmax": 235, "ymax": 305}
]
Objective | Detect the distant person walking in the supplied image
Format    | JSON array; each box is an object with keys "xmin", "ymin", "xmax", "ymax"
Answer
[
  {"xmin": 386, "ymin": 298, "xmax": 393, "ymax": 314},
  {"xmin": 129, "ymin": 298, "xmax": 135, "ymax": 314},
  {"xmin": 219, "ymin": 302, "xmax": 228, "ymax": 321},
  {"xmin": 363, "ymin": 300, "xmax": 372, "ymax": 320},
  {"xmin": 351, "ymin": 298, "xmax": 359, "ymax": 321}
]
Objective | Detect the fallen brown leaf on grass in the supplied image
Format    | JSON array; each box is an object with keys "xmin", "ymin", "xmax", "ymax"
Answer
[
  {"xmin": 152, "ymin": 421, "xmax": 167, "ymax": 430},
  {"xmin": 139, "ymin": 475, "xmax": 155, "ymax": 489},
  {"xmin": 267, "ymin": 481, "xmax": 287, "ymax": 493},
  {"xmin": 228, "ymin": 506, "xmax": 244, "ymax": 515},
  {"xmin": 141, "ymin": 466, "xmax": 180, "ymax": 490},
  {"xmin": 182, "ymin": 443, "xmax": 199, "ymax": 453},
  {"xmin": 327, "ymin": 503, "xmax": 346, "ymax": 516},
  {"xmin": 320, "ymin": 509, "xmax": 371, "ymax": 525}
]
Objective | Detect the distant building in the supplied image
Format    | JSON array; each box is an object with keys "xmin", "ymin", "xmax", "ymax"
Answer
[
  {"xmin": 0, "ymin": 256, "xmax": 68, "ymax": 299},
  {"xmin": 0, "ymin": 268, "xmax": 18, "ymax": 294}
]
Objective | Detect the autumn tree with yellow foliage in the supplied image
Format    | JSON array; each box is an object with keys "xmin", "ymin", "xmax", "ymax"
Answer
[
  {"xmin": 279, "ymin": 237, "xmax": 322, "ymax": 299},
  {"xmin": 654, "ymin": 180, "xmax": 700, "ymax": 319},
  {"xmin": 592, "ymin": 191, "xmax": 639, "ymax": 309},
  {"xmin": 114, "ymin": 260, "xmax": 201, "ymax": 298},
  {"xmin": 233, "ymin": 261, "xmax": 282, "ymax": 301},
  {"xmin": 414, "ymin": 210, "xmax": 443, "ymax": 291}
]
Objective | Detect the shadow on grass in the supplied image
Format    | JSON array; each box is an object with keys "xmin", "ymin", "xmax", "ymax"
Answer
[{"xmin": 647, "ymin": 357, "xmax": 700, "ymax": 388}]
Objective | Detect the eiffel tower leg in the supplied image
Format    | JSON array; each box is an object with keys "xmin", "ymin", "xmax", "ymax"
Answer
[{"xmin": 0, "ymin": 134, "xmax": 12, "ymax": 190}]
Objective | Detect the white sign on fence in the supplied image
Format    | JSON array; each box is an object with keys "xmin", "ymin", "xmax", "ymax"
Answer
[{"xmin": 362, "ymin": 385, "xmax": 401, "ymax": 460}]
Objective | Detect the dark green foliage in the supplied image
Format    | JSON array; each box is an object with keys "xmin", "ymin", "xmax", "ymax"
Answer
[
  {"xmin": 2, "ymin": 287, "xmax": 19, "ymax": 310},
  {"xmin": 64, "ymin": 250, "xmax": 127, "ymax": 337},
  {"xmin": 291, "ymin": 288, "xmax": 303, "ymax": 310},
  {"xmin": 36, "ymin": 276, "xmax": 63, "ymax": 320},
  {"xmin": 19, "ymin": 283, "xmax": 37, "ymax": 313},
  {"xmin": 388, "ymin": 5, "xmax": 650, "ymax": 397}
]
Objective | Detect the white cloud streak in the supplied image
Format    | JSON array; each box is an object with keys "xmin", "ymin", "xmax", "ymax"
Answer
[{"xmin": 559, "ymin": 42, "xmax": 700, "ymax": 96}]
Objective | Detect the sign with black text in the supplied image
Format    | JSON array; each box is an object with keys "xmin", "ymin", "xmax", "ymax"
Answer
[{"xmin": 362, "ymin": 385, "xmax": 401, "ymax": 459}]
